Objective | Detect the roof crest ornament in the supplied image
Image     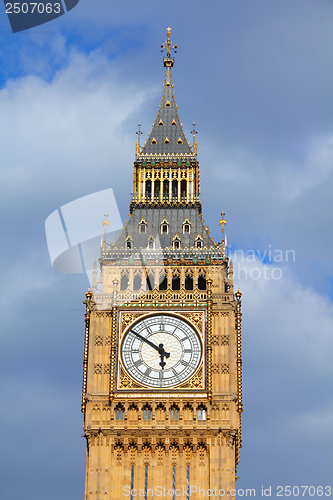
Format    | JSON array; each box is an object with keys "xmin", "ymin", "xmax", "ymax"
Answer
[{"xmin": 161, "ymin": 27, "xmax": 177, "ymax": 65}]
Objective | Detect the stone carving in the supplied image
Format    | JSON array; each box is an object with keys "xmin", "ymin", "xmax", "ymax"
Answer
[
  {"xmin": 114, "ymin": 443, "xmax": 123, "ymax": 465},
  {"xmin": 170, "ymin": 443, "xmax": 179, "ymax": 464},
  {"xmin": 119, "ymin": 367, "xmax": 141, "ymax": 389},
  {"xmin": 94, "ymin": 363, "xmax": 102, "ymax": 374},
  {"xmin": 142, "ymin": 444, "xmax": 151, "ymax": 465},
  {"xmin": 128, "ymin": 444, "xmax": 137, "ymax": 464},
  {"xmin": 198, "ymin": 443, "xmax": 206, "ymax": 465},
  {"xmin": 156, "ymin": 443, "xmax": 165, "ymax": 463},
  {"xmin": 179, "ymin": 366, "xmax": 203, "ymax": 389},
  {"xmin": 183, "ymin": 444, "xmax": 192, "ymax": 464},
  {"xmin": 95, "ymin": 336, "xmax": 103, "ymax": 346},
  {"xmin": 181, "ymin": 311, "xmax": 203, "ymax": 331},
  {"xmin": 121, "ymin": 313, "xmax": 134, "ymax": 330}
]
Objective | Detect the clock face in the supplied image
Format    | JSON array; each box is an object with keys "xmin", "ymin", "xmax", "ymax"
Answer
[{"xmin": 120, "ymin": 313, "xmax": 202, "ymax": 388}]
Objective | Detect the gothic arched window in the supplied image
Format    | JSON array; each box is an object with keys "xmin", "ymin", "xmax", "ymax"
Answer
[
  {"xmin": 139, "ymin": 220, "xmax": 147, "ymax": 234},
  {"xmin": 173, "ymin": 237, "xmax": 181, "ymax": 250},
  {"xmin": 197, "ymin": 404, "xmax": 207, "ymax": 421},
  {"xmin": 115, "ymin": 404, "xmax": 125, "ymax": 420},
  {"xmin": 170, "ymin": 404, "xmax": 179, "ymax": 420},
  {"xmin": 195, "ymin": 236, "xmax": 203, "ymax": 249},
  {"xmin": 198, "ymin": 273, "xmax": 206, "ymax": 290},
  {"xmin": 125, "ymin": 237, "xmax": 133, "ymax": 249},
  {"xmin": 142, "ymin": 404, "xmax": 152, "ymax": 420},
  {"xmin": 120, "ymin": 273, "xmax": 129, "ymax": 290},
  {"xmin": 147, "ymin": 236, "xmax": 155, "ymax": 250},
  {"xmin": 185, "ymin": 274, "xmax": 193, "ymax": 290},
  {"xmin": 183, "ymin": 218, "xmax": 191, "ymax": 234},
  {"xmin": 161, "ymin": 218, "xmax": 169, "ymax": 234},
  {"xmin": 133, "ymin": 274, "xmax": 142, "ymax": 291}
]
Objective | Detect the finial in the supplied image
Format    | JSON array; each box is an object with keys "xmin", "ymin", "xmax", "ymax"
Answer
[
  {"xmin": 102, "ymin": 212, "xmax": 109, "ymax": 235},
  {"xmin": 136, "ymin": 123, "xmax": 142, "ymax": 154},
  {"xmin": 161, "ymin": 27, "xmax": 177, "ymax": 65},
  {"xmin": 101, "ymin": 212, "xmax": 109, "ymax": 249},
  {"xmin": 219, "ymin": 211, "xmax": 227, "ymax": 258},
  {"xmin": 191, "ymin": 121, "xmax": 197, "ymax": 153}
]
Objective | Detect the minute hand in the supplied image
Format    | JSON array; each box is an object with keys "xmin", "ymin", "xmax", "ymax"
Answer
[{"xmin": 130, "ymin": 329, "xmax": 170, "ymax": 369}]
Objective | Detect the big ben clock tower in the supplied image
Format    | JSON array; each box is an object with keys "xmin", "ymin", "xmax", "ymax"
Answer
[{"xmin": 81, "ymin": 28, "xmax": 243, "ymax": 499}]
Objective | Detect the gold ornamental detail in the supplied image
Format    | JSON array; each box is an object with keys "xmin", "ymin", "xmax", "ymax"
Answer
[
  {"xmin": 180, "ymin": 312, "xmax": 203, "ymax": 331},
  {"xmin": 119, "ymin": 366, "xmax": 142, "ymax": 389},
  {"xmin": 178, "ymin": 366, "xmax": 203, "ymax": 389},
  {"xmin": 120, "ymin": 311, "xmax": 146, "ymax": 333}
]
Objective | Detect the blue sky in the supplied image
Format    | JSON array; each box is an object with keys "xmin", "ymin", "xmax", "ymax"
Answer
[{"xmin": 0, "ymin": 1, "xmax": 332, "ymax": 499}]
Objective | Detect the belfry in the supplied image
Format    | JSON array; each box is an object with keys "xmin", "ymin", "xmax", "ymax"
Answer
[{"xmin": 82, "ymin": 28, "xmax": 243, "ymax": 499}]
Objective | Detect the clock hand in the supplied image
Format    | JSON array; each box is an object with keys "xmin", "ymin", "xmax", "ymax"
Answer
[
  {"xmin": 158, "ymin": 343, "xmax": 170, "ymax": 369},
  {"xmin": 130, "ymin": 329, "xmax": 161, "ymax": 351},
  {"xmin": 130, "ymin": 329, "xmax": 170, "ymax": 369}
]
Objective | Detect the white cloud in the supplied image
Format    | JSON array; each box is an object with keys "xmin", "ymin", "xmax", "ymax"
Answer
[
  {"xmin": 209, "ymin": 133, "xmax": 333, "ymax": 202},
  {"xmin": 232, "ymin": 254, "xmax": 333, "ymax": 377},
  {"xmin": 0, "ymin": 47, "xmax": 155, "ymax": 208}
]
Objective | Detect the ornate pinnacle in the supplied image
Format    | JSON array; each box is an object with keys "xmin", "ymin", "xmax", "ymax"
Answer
[
  {"xmin": 219, "ymin": 211, "xmax": 227, "ymax": 257},
  {"xmin": 101, "ymin": 212, "xmax": 109, "ymax": 250},
  {"xmin": 191, "ymin": 121, "xmax": 197, "ymax": 154},
  {"xmin": 136, "ymin": 123, "xmax": 142, "ymax": 154},
  {"xmin": 161, "ymin": 27, "xmax": 177, "ymax": 65},
  {"xmin": 102, "ymin": 212, "xmax": 110, "ymax": 235}
]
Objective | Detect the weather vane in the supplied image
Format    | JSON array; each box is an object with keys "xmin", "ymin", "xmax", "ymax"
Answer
[{"xmin": 161, "ymin": 27, "xmax": 177, "ymax": 57}]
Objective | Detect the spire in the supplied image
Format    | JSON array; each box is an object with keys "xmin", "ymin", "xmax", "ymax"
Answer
[{"xmin": 138, "ymin": 28, "xmax": 194, "ymax": 160}]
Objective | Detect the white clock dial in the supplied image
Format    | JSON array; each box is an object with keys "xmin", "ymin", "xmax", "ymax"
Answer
[{"xmin": 121, "ymin": 313, "xmax": 202, "ymax": 388}]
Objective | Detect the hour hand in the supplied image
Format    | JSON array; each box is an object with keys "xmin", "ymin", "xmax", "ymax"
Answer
[{"xmin": 130, "ymin": 329, "xmax": 170, "ymax": 369}]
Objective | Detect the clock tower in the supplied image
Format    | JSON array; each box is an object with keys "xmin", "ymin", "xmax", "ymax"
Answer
[{"xmin": 82, "ymin": 29, "xmax": 243, "ymax": 499}]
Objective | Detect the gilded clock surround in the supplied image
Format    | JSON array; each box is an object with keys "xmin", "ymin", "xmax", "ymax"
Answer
[
  {"xmin": 81, "ymin": 29, "xmax": 243, "ymax": 499},
  {"xmin": 117, "ymin": 310, "xmax": 205, "ymax": 391}
]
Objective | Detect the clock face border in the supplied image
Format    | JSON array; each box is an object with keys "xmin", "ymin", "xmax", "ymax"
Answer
[{"xmin": 116, "ymin": 310, "xmax": 206, "ymax": 391}]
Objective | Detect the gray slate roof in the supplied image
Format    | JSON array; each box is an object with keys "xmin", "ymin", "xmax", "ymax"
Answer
[
  {"xmin": 108, "ymin": 208, "xmax": 217, "ymax": 252},
  {"xmin": 140, "ymin": 64, "xmax": 193, "ymax": 157}
]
